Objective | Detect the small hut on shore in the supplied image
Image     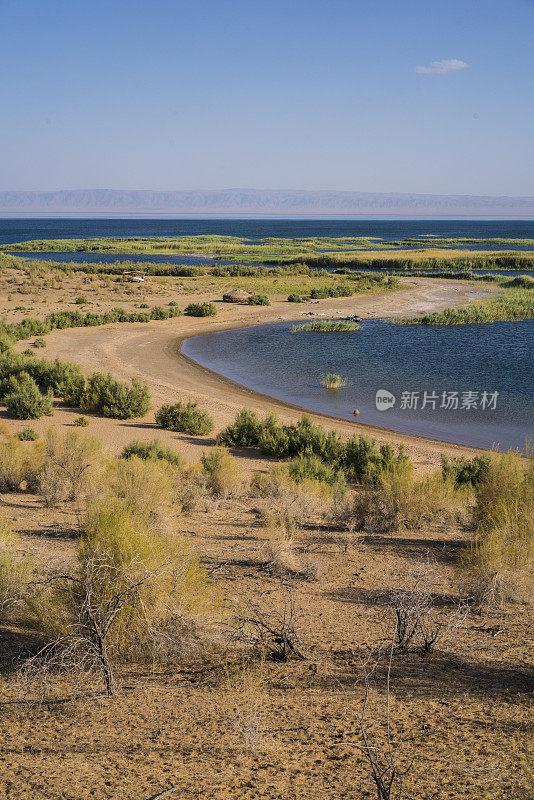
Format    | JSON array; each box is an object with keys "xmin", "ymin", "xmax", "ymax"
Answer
[{"xmin": 222, "ymin": 288, "xmax": 252, "ymax": 304}]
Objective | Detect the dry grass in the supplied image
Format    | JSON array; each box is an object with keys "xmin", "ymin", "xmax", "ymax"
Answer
[
  {"xmin": 0, "ymin": 433, "xmax": 44, "ymax": 492},
  {"xmin": 461, "ymin": 453, "xmax": 534, "ymax": 605},
  {"xmin": 201, "ymin": 446, "xmax": 242, "ymax": 499},
  {"xmin": 38, "ymin": 428, "xmax": 103, "ymax": 506},
  {"xmin": 332, "ymin": 469, "xmax": 470, "ymax": 534}
]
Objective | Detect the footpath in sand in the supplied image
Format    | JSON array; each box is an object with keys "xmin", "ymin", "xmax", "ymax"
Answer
[{"xmin": 20, "ymin": 277, "xmax": 490, "ymax": 473}]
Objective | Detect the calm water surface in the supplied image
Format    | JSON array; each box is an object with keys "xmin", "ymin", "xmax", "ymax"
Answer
[
  {"xmin": 1, "ymin": 217, "xmax": 534, "ymax": 245},
  {"xmin": 182, "ymin": 319, "xmax": 534, "ymax": 451}
]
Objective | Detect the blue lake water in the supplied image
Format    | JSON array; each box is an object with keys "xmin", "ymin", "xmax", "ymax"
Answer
[
  {"xmin": 182, "ymin": 319, "xmax": 534, "ymax": 451},
  {"xmin": 1, "ymin": 217, "xmax": 534, "ymax": 246}
]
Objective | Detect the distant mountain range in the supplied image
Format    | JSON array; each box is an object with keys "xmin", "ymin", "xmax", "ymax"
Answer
[{"xmin": 1, "ymin": 189, "xmax": 534, "ymax": 216}]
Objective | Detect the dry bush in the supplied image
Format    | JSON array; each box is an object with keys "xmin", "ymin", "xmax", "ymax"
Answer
[
  {"xmin": 22, "ymin": 498, "xmax": 213, "ymax": 695},
  {"xmin": 227, "ymin": 581, "xmax": 305, "ymax": 662},
  {"xmin": 0, "ymin": 435, "xmax": 44, "ymax": 492},
  {"xmin": 96, "ymin": 455, "xmax": 177, "ymax": 524},
  {"xmin": 461, "ymin": 455, "xmax": 534, "ymax": 606},
  {"xmin": 38, "ymin": 428, "xmax": 103, "ymax": 506},
  {"xmin": 261, "ymin": 538, "xmax": 322, "ymax": 581},
  {"xmin": 253, "ymin": 466, "xmax": 335, "ymax": 536},
  {"xmin": 332, "ymin": 470, "xmax": 468, "ymax": 534},
  {"xmin": 355, "ymin": 644, "xmax": 415, "ymax": 800},
  {"xmin": 382, "ymin": 564, "xmax": 468, "ymax": 654},
  {"xmin": 201, "ymin": 446, "xmax": 242, "ymax": 499},
  {"xmin": 227, "ymin": 661, "xmax": 269, "ymax": 752},
  {"xmin": 175, "ymin": 464, "xmax": 215, "ymax": 513},
  {"xmin": 0, "ymin": 515, "xmax": 35, "ymax": 622}
]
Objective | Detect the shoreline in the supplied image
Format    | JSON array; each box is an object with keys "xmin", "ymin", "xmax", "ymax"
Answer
[
  {"xmin": 24, "ymin": 277, "xmax": 495, "ymax": 473},
  {"xmin": 177, "ymin": 323, "xmax": 487, "ymax": 451}
]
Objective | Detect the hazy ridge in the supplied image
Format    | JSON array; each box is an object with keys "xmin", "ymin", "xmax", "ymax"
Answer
[{"xmin": 1, "ymin": 189, "xmax": 534, "ymax": 215}]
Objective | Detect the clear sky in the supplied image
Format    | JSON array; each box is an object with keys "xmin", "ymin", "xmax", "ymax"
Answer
[{"xmin": 1, "ymin": 0, "xmax": 533, "ymax": 195}]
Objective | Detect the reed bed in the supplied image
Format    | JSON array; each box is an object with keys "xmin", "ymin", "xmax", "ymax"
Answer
[{"xmin": 292, "ymin": 319, "xmax": 361, "ymax": 333}]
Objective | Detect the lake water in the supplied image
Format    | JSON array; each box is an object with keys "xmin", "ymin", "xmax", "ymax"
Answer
[
  {"xmin": 1, "ymin": 217, "xmax": 534, "ymax": 246},
  {"xmin": 182, "ymin": 319, "xmax": 534, "ymax": 451}
]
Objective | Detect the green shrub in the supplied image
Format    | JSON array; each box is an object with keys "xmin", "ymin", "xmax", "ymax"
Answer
[
  {"xmin": 0, "ymin": 332, "xmax": 14, "ymax": 353},
  {"xmin": 288, "ymin": 453, "xmax": 345, "ymax": 486},
  {"xmin": 75, "ymin": 295, "xmax": 88, "ymax": 305},
  {"xmin": 184, "ymin": 302, "xmax": 217, "ymax": 317},
  {"xmin": 216, "ymin": 407, "xmax": 264, "ymax": 448},
  {"xmin": 287, "ymin": 294, "xmax": 304, "ymax": 303},
  {"xmin": 0, "ymin": 352, "xmax": 85, "ymax": 406},
  {"xmin": 441, "ymin": 454, "xmax": 491, "ymax": 487},
  {"xmin": 17, "ymin": 428, "xmax": 39, "ymax": 441},
  {"xmin": 217, "ymin": 410, "xmax": 411, "ymax": 484},
  {"xmin": 4, "ymin": 373, "xmax": 53, "ymax": 420},
  {"xmin": 73, "ymin": 415, "xmax": 90, "ymax": 427},
  {"xmin": 248, "ymin": 294, "xmax": 270, "ymax": 306},
  {"xmin": 344, "ymin": 435, "xmax": 410, "ymax": 484},
  {"xmin": 33, "ymin": 338, "xmax": 46, "ymax": 348},
  {"xmin": 121, "ymin": 439, "xmax": 183, "ymax": 467},
  {"xmin": 155, "ymin": 401, "xmax": 214, "ymax": 435},
  {"xmin": 309, "ymin": 284, "xmax": 353, "ymax": 299},
  {"xmin": 81, "ymin": 372, "xmax": 151, "ymax": 419}
]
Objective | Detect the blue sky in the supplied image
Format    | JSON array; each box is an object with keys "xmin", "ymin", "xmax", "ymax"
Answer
[{"xmin": 1, "ymin": 0, "xmax": 533, "ymax": 195}]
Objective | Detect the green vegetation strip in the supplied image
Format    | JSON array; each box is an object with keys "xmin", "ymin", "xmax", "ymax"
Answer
[
  {"xmin": 397, "ymin": 282, "xmax": 534, "ymax": 325},
  {"xmin": 0, "ymin": 304, "xmax": 183, "ymax": 350},
  {"xmin": 292, "ymin": 319, "xmax": 361, "ymax": 332}
]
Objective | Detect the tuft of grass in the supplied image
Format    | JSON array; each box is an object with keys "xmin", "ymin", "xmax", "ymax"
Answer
[
  {"xmin": 321, "ymin": 373, "xmax": 347, "ymax": 390},
  {"xmin": 17, "ymin": 427, "xmax": 39, "ymax": 441}
]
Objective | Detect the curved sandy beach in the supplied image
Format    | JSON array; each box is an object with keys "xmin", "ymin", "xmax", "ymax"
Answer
[{"xmin": 20, "ymin": 277, "xmax": 490, "ymax": 473}]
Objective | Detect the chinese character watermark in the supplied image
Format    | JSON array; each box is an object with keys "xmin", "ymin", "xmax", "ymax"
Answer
[{"xmin": 376, "ymin": 389, "xmax": 498, "ymax": 412}]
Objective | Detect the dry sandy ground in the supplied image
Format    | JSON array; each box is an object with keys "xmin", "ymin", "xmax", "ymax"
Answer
[
  {"xmin": 0, "ymin": 276, "xmax": 532, "ymax": 799},
  {"xmin": 0, "ymin": 492, "xmax": 532, "ymax": 800},
  {"xmin": 13, "ymin": 277, "xmax": 490, "ymax": 474}
]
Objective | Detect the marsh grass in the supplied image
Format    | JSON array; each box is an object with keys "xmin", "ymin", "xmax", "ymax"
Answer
[
  {"xmin": 292, "ymin": 319, "xmax": 361, "ymax": 333},
  {"xmin": 321, "ymin": 373, "xmax": 348, "ymax": 389}
]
